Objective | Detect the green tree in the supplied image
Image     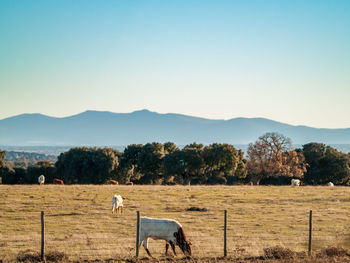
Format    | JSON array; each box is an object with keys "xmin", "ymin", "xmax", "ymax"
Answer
[
  {"xmin": 137, "ymin": 142, "xmax": 165, "ymax": 184},
  {"xmin": 56, "ymin": 147, "xmax": 120, "ymax": 184},
  {"xmin": 182, "ymin": 143, "xmax": 205, "ymax": 184},
  {"xmin": 163, "ymin": 142, "xmax": 179, "ymax": 154},
  {"xmin": 203, "ymin": 143, "xmax": 247, "ymax": 184},
  {"xmin": 303, "ymin": 143, "xmax": 350, "ymax": 185},
  {"xmin": 0, "ymin": 150, "xmax": 15, "ymax": 184},
  {"xmin": 117, "ymin": 144, "xmax": 143, "ymax": 184}
]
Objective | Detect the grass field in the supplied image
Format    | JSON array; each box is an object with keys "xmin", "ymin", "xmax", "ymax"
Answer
[{"xmin": 0, "ymin": 185, "xmax": 349, "ymax": 262}]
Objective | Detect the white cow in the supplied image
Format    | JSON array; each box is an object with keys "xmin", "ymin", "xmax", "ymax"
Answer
[
  {"xmin": 291, "ymin": 179, "xmax": 300, "ymax": 186},
  {"xmin": 139, "ymin": 217, "xmax": 192, "ymax": 257},
  {"xmin": 38, "ymin": 175, "xmax": 45, "ymax": 185},
  {"xmin": 112, "ymin": 194, "xmax": 124, "ymax": 214},
  {"xmin": 327, "ymin": 182, "xmax": 334, "ymax": 187}
]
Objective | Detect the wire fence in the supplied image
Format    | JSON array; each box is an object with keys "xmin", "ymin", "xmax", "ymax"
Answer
[{"xmin": 3, "ymin": 208, "xmax": 348, "ymax": 261}]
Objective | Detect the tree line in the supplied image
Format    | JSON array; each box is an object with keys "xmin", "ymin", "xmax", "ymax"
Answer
[{"xmin": 1, "ymin": 132, "xmax": 349, "ymax": 185}]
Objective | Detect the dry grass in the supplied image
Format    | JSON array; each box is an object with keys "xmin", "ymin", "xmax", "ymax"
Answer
[{"xmin": 0, "ymin": 185, "xmax": 349, "ymax": 262}]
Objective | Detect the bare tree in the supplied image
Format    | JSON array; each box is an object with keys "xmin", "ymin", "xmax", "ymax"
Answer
[{"xmin": 247, "ymin": 132, "xmax": 306, "ymax": 184}]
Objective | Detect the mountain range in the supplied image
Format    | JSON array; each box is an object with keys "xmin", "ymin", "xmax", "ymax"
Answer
[{"xmin": 0, "ymin": 110, "xmax": 349, "ymax": 146}]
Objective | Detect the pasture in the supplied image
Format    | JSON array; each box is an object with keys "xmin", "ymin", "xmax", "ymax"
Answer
[{"xmin": 0, "ymin": 185, "xmax": 349, "ymax": 262}]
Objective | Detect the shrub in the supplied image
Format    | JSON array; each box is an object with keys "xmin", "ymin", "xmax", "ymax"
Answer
[
  {"xmin": 317, "ymin": 247, "xmax": 348, "ymax": 257},
  {"xmin": 263, "ymin": 246, "xmax": 296, "ymax": 259}
]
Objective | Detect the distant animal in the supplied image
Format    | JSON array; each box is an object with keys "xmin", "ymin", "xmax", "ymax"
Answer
[
  {"xmin": 166, "ymin": 182, "xmax": 178, "ymax": 186},
  {"xmin": 126, "ymin": 182, "xmax": 133, "ymax": 185},
  {"xmin": 112, "ymin": 194, "xmax": 124, "ymax": 214},
  {"xmin": 108, "ymin": 180, "xmax": 119, "ymax": 185},
  {"xmin": 249, "ymin": 181, "xmax": 253, "ymax": 186},
  {"xmin": 53, "ymin": 178, "xmax": 64, "ymax": 185},
  {"xmin": 327, "ymin": 182, "xmax": 334, "ymax": 187},
  {"xmin": 291, "ymin": 179, "xmax": 300, "ymax": 186},
  {"xmin": 38, "ymin": 175, "xmax": 45, "ymax": 185},
  {"xmin": 139, "ymin": 217, "xmax": 192, "ymax": 257}
]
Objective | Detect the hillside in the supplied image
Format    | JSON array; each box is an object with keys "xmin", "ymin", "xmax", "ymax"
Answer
[{"xmin": 0, "ymin": 110, "xmax": 349, "ymax": 146}]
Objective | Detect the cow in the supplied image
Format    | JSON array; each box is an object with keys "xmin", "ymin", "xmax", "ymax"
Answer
[
  {"xmin": 139, "ymin": 217, "xmax": 192, "ymax": 258},
  {"xmin": 327, "ymin": 182, "xmax": 334, "ymax": 187},
  {"xmin": 108, "ymin": 180, "xmax": 119, "ymax": 185},
  {"xmin": 112, "ymin": 194, "xmax": 124, "ymax": 214},
  {"xmin": 291, "ymin": 179, "xmax": 300, "ymax": 186},
  {"xmin": 53, "ymin": 178, "xmax": 64, "ymax": 185},
  {"xmin": 166, "ymin": 182, "xmax": 179, "ymax": 186},
  {"xmin": 126, "ymin": 182, "xmax": 133, "ymax": 185},
  {"xmin": 248, "ymin": 181, "xmax": 254, "ymax": 186},
  {"xmin": 38, "ymin": 175, "xmax": 45, "ymax": 185}
]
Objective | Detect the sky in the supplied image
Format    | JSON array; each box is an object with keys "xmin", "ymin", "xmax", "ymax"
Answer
[{"xmin": 0, "ymin": 0, "xmax": 349, "ymax": 128}]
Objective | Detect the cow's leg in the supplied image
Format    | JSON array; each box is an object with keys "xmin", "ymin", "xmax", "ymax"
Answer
[
  {"xmin": 121, "ymin": 206, "xmax": 123, "ymax": 214},
  {"xmin": 169, "ymin": 241, "xmax": 176, "ymax": 256},
  {"xmin": 143, "ymin": 238, "xmax": 153, "ymax": 258},
  {"xmin": 165, "ymin": 243, "xmax": 169, "ymax": 256}
]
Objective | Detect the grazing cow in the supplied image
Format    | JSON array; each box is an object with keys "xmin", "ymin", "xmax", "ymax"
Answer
[
  {"xmin": 38, "ymin": 175, "xmax": 45, "ymax": 185},
  {"xmin": 327, "ymin": 182, "xmax": 334, "ymax": 187},
  {"xmin": 112, "ymin": 194, "xmax": 124, "ymax": 214},
  {"xmin": 108, "ymin": 180, "xmax": 119, "ymax": 185},
  {"xmin": 139, "ymin": 217, "xmax": 192, "ymax": 257},
  {"xmin": 166, "ymin": 182, "xmax": 178, "ymax": 186},
  {"xmin": 53, "ymin": 178, "xmax": 64, "ymax": 185},
  {"xmin": 291, "ymin": 179, "xmax": 300, "ymax": 186},
  {"xmin": 126, "ymin": 182, "xmax": 133, "ymax": 185},
  {"xmin": 248, "ymin": 181, "xmax": 254, "ymax": 186}
]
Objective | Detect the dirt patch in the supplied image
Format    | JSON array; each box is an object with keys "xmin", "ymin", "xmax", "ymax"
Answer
[{"xmin": 186, "ymin": 207, "xmax": 208, "ymax": 212}]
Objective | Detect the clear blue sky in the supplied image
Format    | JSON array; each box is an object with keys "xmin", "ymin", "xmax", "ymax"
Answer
[{"xmin": 1, "ymin": 0, "xmax": 349, "ymax": 128}]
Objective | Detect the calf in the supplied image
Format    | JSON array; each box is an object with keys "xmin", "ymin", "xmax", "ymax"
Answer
[
  {"xmin": 38, "ymin": 175, "xmax": 45, "ymax": 185},
  {"xmin": 112, "ymin": 194, "xmax": 124, "ymax": 214},
  {"xmin": 291, "ymin": 179, "xmax": 300, "ymax": 186}
]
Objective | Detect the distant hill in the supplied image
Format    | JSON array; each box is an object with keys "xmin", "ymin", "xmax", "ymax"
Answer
[
  {"xmin": 4, "ymin": 151, "xmax": 56, "ymax": 166},
  {"xmin": 0, "ymin": 109, "xmax": 349, "ymax": 146}
]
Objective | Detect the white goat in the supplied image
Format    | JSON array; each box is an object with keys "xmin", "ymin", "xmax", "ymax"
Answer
[
  {"xmin": 139, "ymin": 217, "xmax": 192, "ymax": 257},
  {"xmin": 291, "ymin": 179, "xmax": 300, "ymax": 186},
  {"xmin": 112, "ymin": 194, "xmax": 124, "ymax": 214},
  {"xmin": 38, "ymin": 175, "xmax": 45, "ymax": 185}
]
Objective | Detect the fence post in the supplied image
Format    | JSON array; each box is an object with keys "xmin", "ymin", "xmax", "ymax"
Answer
[
  {"xmin": 308, "ymin": 210, "xmax": 312, "ymax": 256},
  {"xmin": 224, "ymin": 209, "xmax": 227, "ymax": 257},
  {"xmin": 136, "ymin": 211, "xmax": 141, "ymax": 257},
  {"xmin": 41, "ymin": 211, "xmax": 45, "ymax": 261}
]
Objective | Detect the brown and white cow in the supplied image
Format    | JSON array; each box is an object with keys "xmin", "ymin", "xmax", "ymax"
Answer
[
  {"xmin": 53, "ymin": 178, "xmax": 64, "ymax": 185},
  {"xmin": 108, "ymin": 180, "xmax": 119, "ymax": 185},
  {"xmin": 139, "ymin": 217, "xmax": 192, "ymax": 257}
]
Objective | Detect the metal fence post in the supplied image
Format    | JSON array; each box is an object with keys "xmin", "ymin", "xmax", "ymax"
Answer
[
  {"xmin": 136, "ymin": 211, "xmax": 141, "ymax": 257},
  {"xmin": 308, "ymin": 210, "xmax": 312, "ymax": 256},
  {"xmin": 224, "ymin": 209, "xmax": 227, "ymax": 257},
  {"xmin": 41, "ymin": 211, "xmax": 45, "ymax": 261}
]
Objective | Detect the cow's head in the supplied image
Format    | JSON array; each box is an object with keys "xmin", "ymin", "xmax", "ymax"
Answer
[{"xmin": 174, "ymin": 227, "xmax": 192, "ymax": 256}]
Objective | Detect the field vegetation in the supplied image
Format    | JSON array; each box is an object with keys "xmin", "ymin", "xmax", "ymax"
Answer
[{"xmin": 0, "ymin": 185, "xmax": 349, "ymax": 262}]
